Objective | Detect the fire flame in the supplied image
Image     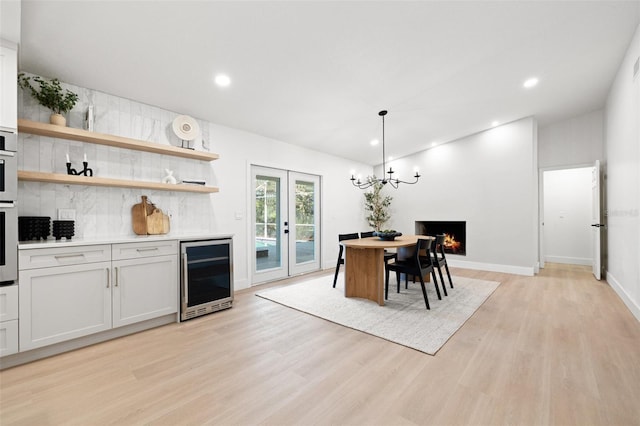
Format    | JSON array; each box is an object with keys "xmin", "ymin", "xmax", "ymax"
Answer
[{"xmin": 443, "ymin": 233, "xmax": 461, "ymax": 251}]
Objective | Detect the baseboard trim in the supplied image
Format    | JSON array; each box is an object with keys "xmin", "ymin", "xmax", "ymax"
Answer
[
  {"xmin": 447, "ymin": 259, "xmax": 535, "ymax": 276},
  {"xmin": 545, "ymin": 256, "xmax": 592, "ymax": 266},
  {"xmin": 606, "ymin": 271, "xmax": 640, "ymax": 322}
]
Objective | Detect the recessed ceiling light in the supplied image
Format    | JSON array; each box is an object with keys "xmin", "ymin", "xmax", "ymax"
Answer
[
  {"xmin": 370, "ymin": 139, "xmax": 379, "ymax": 146},
  {"xmin": 523, "ymin": 77, "xmax": 538, "ymax": 88},
  {"xmin": 388, "ymin": 156, "xmax": 393, "ymax": 161},
  {"xmin": 214, "ymin": 74, "xmax": 231, "ymax": 87},
  {"xmin": 491, "ymin": 121, "xmax": 500, "ymax": 127},
  {"xmin": 431, "ymin": 141, "xmax": 438, "ymax": 147}
]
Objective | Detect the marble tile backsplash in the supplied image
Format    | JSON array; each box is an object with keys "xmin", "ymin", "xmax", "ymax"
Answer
[{"xmin": 17, "ymin": 74, "xmax": 217, "ymax": 240}]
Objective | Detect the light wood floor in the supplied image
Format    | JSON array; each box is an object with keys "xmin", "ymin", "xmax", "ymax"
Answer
[{"xmin": 1, "ymin": 264, "xmax": 639, "ymax": 425}]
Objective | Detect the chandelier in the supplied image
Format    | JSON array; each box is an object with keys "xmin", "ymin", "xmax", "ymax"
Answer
[{"xmin": 350, "ymin": 110, "xmax": 421, "ymax": 189}]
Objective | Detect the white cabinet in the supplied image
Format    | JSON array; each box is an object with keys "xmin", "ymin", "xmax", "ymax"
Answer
[
  {"xmin": 0, "ymin": 285, "xmax": 19, "ymax": 356},
  {"xmin": 18, "ymin": 241, "xmax": 178, "ymax": 352},
  {"xmin": 111, "ymin": 241, "xmax": 178, "ymax": 328},
  {"xmin": 0, "ymin": 43, "xmax": 18, "ymax": 131},
  {"xmin": 19, "ymin": 262, "xmax": 112, "ymax": 351}
]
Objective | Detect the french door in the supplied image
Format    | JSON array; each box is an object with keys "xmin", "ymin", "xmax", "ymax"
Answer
[{"xmin": 251, "ymin": 166, "xmax": 321, "ymax": 284}]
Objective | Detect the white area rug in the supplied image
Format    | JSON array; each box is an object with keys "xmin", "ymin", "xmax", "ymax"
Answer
[{"xmin": 256, "ymin": 274, "xmax": 500, "ymax": 355}]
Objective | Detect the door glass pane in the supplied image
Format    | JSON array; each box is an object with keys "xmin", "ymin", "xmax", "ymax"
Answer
[
  {"xmin": 295, "ymin": 179, "xmax": 315, "ymax": 264},
  {"xmin": 255, "ymin": 175, "xmax": 281, "ymax": 271}
]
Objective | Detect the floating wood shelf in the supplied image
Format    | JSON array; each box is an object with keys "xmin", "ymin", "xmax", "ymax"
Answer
[
  {"xmin": 18, "ymin": 119, "xmax": 219, "ymax": 161},
  {"xmin": 18, "ymin": 171, "xmax": 219, "ymax": 194}
]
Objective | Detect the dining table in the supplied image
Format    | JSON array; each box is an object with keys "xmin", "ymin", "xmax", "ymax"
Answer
[{"xmin": 340, "ymin": 234, "xmax": 434, "ymax": 306}]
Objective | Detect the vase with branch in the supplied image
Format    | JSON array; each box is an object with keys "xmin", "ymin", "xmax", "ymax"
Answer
[{"xmin": 363, "ymin": 175, "xmax": 393, "ymax": 232}]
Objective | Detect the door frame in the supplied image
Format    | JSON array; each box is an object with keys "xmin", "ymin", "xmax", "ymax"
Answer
[
  {"xmin": 249, "ymin": 164, "xmax": 322, "ymax": 285},
  {"xmin": 538, "ymin": 162, "xmax": 602, "ymax": 271}
]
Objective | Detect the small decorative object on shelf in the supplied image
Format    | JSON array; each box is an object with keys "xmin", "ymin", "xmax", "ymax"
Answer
[
  {"xmin": 182, "ymin": 178, "xmax": 206, "ymax": 185},
  {"xmin": 172, "ymin": 115, "xmax": 200, "ymax": 149},
  {"xmin": 66, "ymin": 153, "xmax": 93, "ymax": 176},
  {"xmin": 373, "ymin": 230, "xmax": 402, "ymax": 241},
  {"xmin": 18, "ymin": 73, "xmax": 78, "ymax": 126},
  {"xmin": 162, "ymin": 169, "xmax": 177, "ymax": 184},
  {"xmin": 52, "ymin": 220, "xmax": 75, "ymax": 240},
  {"xmin": 84, "ymin": 104, "xmax": 95, "ymax": 131}
]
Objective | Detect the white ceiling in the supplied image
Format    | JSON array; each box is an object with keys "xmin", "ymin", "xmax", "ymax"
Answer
[{"xmin": 18, "ymin": 1, "xmax": 640, "ymax": 166}]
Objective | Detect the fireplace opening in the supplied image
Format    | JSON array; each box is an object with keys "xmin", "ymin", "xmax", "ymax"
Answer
[{"xmin": 415, "ymin": 221, "xmax": 466, "ymax": 256}]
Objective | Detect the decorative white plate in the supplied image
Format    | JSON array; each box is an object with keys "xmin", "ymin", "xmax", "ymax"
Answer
[{"xmin": 172, "ymin": 115, "xmax": 200, "ymax": 141}]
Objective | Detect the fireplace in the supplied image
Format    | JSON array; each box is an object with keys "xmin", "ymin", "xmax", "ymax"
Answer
[{"xmin": 415, "ymin": 221, "xmax": 466, "ymax": 256}]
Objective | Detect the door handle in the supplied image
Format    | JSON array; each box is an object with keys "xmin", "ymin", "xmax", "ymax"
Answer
[
  {"xmin": 182, "ymin": 254, "xmax": 189, "ymax": 304},
  {"xmin": 591, "ymin": 224, "xmax": 605, "ymax": 228}
]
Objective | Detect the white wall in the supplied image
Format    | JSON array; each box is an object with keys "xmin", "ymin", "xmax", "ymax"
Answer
[
  {"xmin": 17, "ymin": 77, "xmax": 372, "ymax": 291},
  {"xmin": 538, "ymin": 109, "xmax": 604, "ymax": 169},
  {"xmin": 605, "ymin": 23, "xmax": 640, "ymax": 321},
  {"xmin": 542, "ymin": 167, "xmax": 592, "ymax": 265},
  {"xmin": 378, "ymin": 117, "xmax": 538, "ymax": 275},
  {"xmin": 0, "ymin": 0, "xmax": 20, "ymax": 45}
]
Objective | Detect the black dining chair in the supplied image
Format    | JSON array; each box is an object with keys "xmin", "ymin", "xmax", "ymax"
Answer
[
  {"xmin": 385, "ymin": 238, "xmax": 441, "ymax": 309},
  {"xmin": 361, "ymin": 231, "xmax": 397, "ymax": 284},
  {"xmin": 431, "ymin": 234, "xmax": 454, "ymax": 291},
  {"xmin": 333, "ymin": 233, "xmax": 360, "ymax": 288}
]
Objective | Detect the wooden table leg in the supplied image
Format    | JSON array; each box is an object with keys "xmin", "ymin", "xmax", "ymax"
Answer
[{"xmin": 344, "ymin": 246, "xmax": 385, "ymax": 305}]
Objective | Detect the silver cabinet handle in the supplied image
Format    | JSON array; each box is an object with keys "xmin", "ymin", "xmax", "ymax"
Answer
[
  {"xmin": 115, "ymin": 266, "xmax": 119, "ymax": 287},
  {"xmin": 136, "ymin": 247, "xmax": 159, "ymax": 252},
  {"xmin": 106, "ymin": 268, "xmax": 110, "ymax": 288},
  {"xmin": 55, "ymin": 254, "xmax": 85, "ymax": 260},
  {"xmin": 182, "ymin": 254, "xmax": 189, "ymax": 304}
]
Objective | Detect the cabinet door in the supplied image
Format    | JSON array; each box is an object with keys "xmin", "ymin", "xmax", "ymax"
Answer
[
  {"xmin": 112, "ymin": 254, "xmax": 178, "ymax": 328},
  {"xmin": 0, "ymin": 45, "xmax": 18, "ymax": 130},
  {"xmin": 0, "ymin": 319, "xmax": 18, "ymax": 356},
  {"xmin": 19, "ymin": 262, "xmax": 112, "ymax": 351}
]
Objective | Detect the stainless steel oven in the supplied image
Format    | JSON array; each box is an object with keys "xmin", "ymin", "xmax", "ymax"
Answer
[
  {"xmin": 180, "ymin": 238, "xmax": 233, "ymax": 321},
  {"xmin": 0, "ymin": 201, "xmax": 18, "ymax": 283},
  {"xmin": 0, "ymin": 130, "xmax": 17, "ymax": 284},
  {"xmin": 0, "ymin": 131, "xmax": 17, "ymax": 201}
]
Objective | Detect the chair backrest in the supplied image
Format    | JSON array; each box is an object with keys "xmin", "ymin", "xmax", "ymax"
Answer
[
  {"xmin": 337, "ymin": 233, "xmax": 360, "ymax": 260},
  {"xmin": 338, "ymin": 233, "xmax": 360, "ymax": 242},
  {"xmin": 434, "ymin": 234, "xmax": 446, "ymax": 258},
  {"xmin": 416, "ymin": 238, "xmax": 434, "ymax": 269},
  {"xmin": 360, "ymin": 231, "xmax": 374, "ymax": 238}
]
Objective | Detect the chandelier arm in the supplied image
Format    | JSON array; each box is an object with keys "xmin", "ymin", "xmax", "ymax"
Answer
[{"xmin": 349, "ymin": 109, "xmax": 421, "ymax": 190}]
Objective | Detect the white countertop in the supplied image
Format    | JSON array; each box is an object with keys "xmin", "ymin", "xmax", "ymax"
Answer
[{"xmin": 18, "ymin": 233, "xmax": 234, "ymax": 249}]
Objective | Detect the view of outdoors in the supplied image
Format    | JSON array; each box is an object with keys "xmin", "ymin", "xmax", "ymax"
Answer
[{"xmin": 255, "ymin": 175, "xmax": 316, "ymax": 271}]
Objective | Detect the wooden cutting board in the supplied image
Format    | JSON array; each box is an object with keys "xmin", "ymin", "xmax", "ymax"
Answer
[
  {"xmin": 146, "ymin": 209, "xmax": 170, "ymax": 235},
  {"xmin": 131, "ymin": 195, "xmax": 151, "ymax": 235}
]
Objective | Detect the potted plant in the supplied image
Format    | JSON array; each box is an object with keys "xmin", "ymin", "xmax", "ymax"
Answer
[
  {"xmin": 363, "ymin": 175, "xmax": 393, "ymax": 232},
  {"xmin": 18, "ymin": 73, "xmax": 78, "ymax": 126}
]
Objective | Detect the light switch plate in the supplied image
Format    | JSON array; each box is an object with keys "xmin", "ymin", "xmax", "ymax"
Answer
[{"xmin": 58, "ymin": 209, "xmax": 76, "ymax": 220}]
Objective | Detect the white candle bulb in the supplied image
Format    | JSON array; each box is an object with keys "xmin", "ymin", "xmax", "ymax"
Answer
[
  {"xmin": 66, "ymin": 153, "xmax": 70, "ymax": 163},
  {"xmin": 83, "ymin": 153, "xmax": 87, "ymax": 162}
]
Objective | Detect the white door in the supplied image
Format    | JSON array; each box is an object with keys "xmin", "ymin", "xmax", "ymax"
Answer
[
  {"xmin": 591, "ymin": 160, "xmax": 602, "ymax": 280},
  {"xmin": 252, "ymin": 166, "xmax": 321, "ymax": 283},
  {"xmin": 288, "ymin": 172, "xmax": 321, "ymax": 276}
]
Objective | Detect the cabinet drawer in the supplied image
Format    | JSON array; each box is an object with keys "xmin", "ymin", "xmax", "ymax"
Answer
[
  {"xmin": 112, "ymin": 240, "xmax": 178, "ymax": 260},
  {"xmin": 0, "ymin": 319, "xmax": 19, "ymax": 357},
  {"xmin": 19, "ymin": 245, "xmax": 111, "ymax": 270},
  {"xmin": 0, "ymin": 285, "xmax": 18, "ymax": 322}
]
